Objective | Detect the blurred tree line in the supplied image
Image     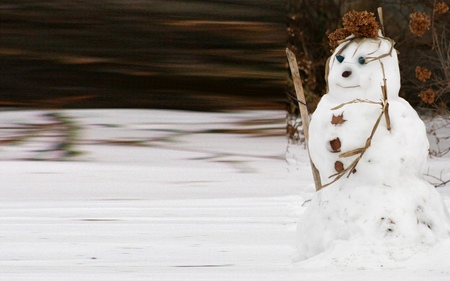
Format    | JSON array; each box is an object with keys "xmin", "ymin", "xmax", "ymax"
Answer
[
  {"xmin": 1, "ymin": 1, "xmax": 448, "ymax": 116},
  {"xmin": 1, "ymin": 0, "xmax": 286, "ymax": 110}
]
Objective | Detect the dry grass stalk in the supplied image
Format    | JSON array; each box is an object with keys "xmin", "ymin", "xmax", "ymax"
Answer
[
  {"xmin": 379, "ymin": 61, "xmax": 391, "ymax": 131},
  {"xmin": 363, "ymin": 38, "xmax": 396, "ymax": 64},
  {"xmin": 339, "ymin": 148, "xmax": 365, "ymax": 158},
  {"xmin": 331, "ymin": 99, "xmax": 382, "ymax": 110},
  {"xmin": 377, "ymin": 7, "xmax": 385, "ymax": 36},
  {"xmin": 286, "ymin": 48, "xmax": 323, "ymax": 191}
]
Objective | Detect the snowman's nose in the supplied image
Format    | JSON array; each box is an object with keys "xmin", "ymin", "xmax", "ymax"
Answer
[{"xmin": 342, "ymin": 71, "xmax": 352, "ymax": 78}]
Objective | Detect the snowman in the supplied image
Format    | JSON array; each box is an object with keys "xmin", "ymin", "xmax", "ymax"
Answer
[
  {"xmin": 309, "ymin": 32, "xmax": 427, "ymax": 188},
  {"xmin": 296, "ymin": 11, "xmax": 450, "ymax": 262}
]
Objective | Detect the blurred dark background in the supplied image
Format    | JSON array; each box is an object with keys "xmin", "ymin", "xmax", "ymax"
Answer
[{"xmin": 1, "ymin": 0, "xmax": 286, "ymax": 111}]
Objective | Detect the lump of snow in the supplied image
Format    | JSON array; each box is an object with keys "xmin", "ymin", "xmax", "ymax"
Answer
[{"xmin": 296, "ymin": 179, "xmax": 450, "ymax": 263}]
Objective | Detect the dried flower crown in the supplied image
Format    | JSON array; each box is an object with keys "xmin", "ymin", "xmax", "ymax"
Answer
[{"xmin": 328, "ymin": 11, "xmax": 380, "ymax": 48}]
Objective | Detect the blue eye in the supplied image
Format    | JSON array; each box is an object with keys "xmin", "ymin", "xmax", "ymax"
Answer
[
  {"xmin": 358, "ymin": 57, "xmax": 366, "ymax": 65},
  {"xmin": 336, "ymin": 55, "xmax": 344, "ymax": 63}
]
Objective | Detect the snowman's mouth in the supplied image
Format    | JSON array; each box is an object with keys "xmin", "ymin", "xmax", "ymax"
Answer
[{"xmin": 337, "ymin": 84, "xmax": 360, "ymax": 88}]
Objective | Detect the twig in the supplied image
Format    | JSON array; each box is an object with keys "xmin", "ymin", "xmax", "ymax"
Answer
[
  {"xmin": 331, "ymin": 99, "xmax": 382, "ymax": 110},
  {"xmin": 379, "ymin": 61, "xmax": 391, "ymax": 131},
  {"xmin": 286, "ymin": 48, "xmax": 323, "ymax": 191},
  {"xmin": 287, "ymin": 92, "xmax": 306, "ymax": 106},
  {"xmin": 424, "ymin": 172, "xmax": 450, "ymax": 188},
  {"xmin": 377, "ymin": 7, "xmax": 385, "ymax": 36}
]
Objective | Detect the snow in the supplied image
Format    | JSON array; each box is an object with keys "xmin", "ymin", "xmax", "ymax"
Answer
[{"xmin": 0, "ymin": 109, "xmax": 449, "ymax": 280}]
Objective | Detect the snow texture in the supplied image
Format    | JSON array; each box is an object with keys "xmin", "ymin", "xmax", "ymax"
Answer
[
  {"xmin": 0, "ymin": 109, "xmax": 449, "ymax": 280},
  {"xmin": 301, "ymin": 34, "xmax": 450, "ymax": 264}
]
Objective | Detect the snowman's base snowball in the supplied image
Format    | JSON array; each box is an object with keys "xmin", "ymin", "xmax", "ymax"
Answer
[{"xmin": 296, "ymin": 177, "xmax": 450, "ymax": 265}]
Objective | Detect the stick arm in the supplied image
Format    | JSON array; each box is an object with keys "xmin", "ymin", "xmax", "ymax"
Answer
[{"xmin": 286, "ymin": 48, "xmax": 323, "ymax": 191}]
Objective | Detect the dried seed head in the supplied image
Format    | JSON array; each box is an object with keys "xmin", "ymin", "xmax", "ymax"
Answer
[
  {"xmin": 327, "ymin": 11, "xmax": 380, "ymax": 48},
  {"xmin": 342, "ymin": 11, "xmax": 380, "ymax": 38},
  {"xmin": 328, "ymin": 28, "xmax": 352, "ymax": 48},
  {"xmin": 434, "ymin": 2, "xmax": 449, "ymax": 14},
  {"xmin": 409, "ymin": 12, "xmax": 431, "ymax": 37},
  {"xmin": 418, "ymin": 88, "xmax": 436, "ymax": 104},
  {"xmin": 415, "ymin": 66, "xmax": 432, "ymax": 82}
]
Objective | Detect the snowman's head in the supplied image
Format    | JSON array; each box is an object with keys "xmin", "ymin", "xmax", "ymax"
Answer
[{"xmin": 326, "ymin": 34, "xmax": 400, "ymax": 103}]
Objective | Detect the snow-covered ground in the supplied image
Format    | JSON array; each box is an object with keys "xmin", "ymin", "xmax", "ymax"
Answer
[{"xmin": 0, "ymin": 109, "xmax": 449, "ymax": 280}]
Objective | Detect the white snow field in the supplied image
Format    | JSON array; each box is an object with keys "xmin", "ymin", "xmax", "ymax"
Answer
[{"xmin": 0, "ymin": 109, "xmax": 449, "ymax": 280}]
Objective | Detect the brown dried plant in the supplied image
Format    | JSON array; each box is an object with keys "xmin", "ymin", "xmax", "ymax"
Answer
[
  {"xmin": 407, "ymin": 2, "xmax": 449, "ymax": 112},
  {"xmin": 328, "ymin": 28, "xmax": 352, "ymax": 48},
  {"xmin": 409, "ymin": 12, "xmax": 431, "ymax": 37},
  {"xmin": 342, "ymin": 11, "xmax": 380, "ymax": 38},
  {"xmin": 328, "ymin": 11, "xmax": 379, "ymax": 48},
  {"xmin": 415, "ymin": 66, "xmax": 432, "ymax": 82},
  {"xmin": 419, "ymin": 88, "xmax": 436, "ymax": 104},
  {"xmin": 434, "ymin": 2, "xmax": 449, "ymax": 14}
]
